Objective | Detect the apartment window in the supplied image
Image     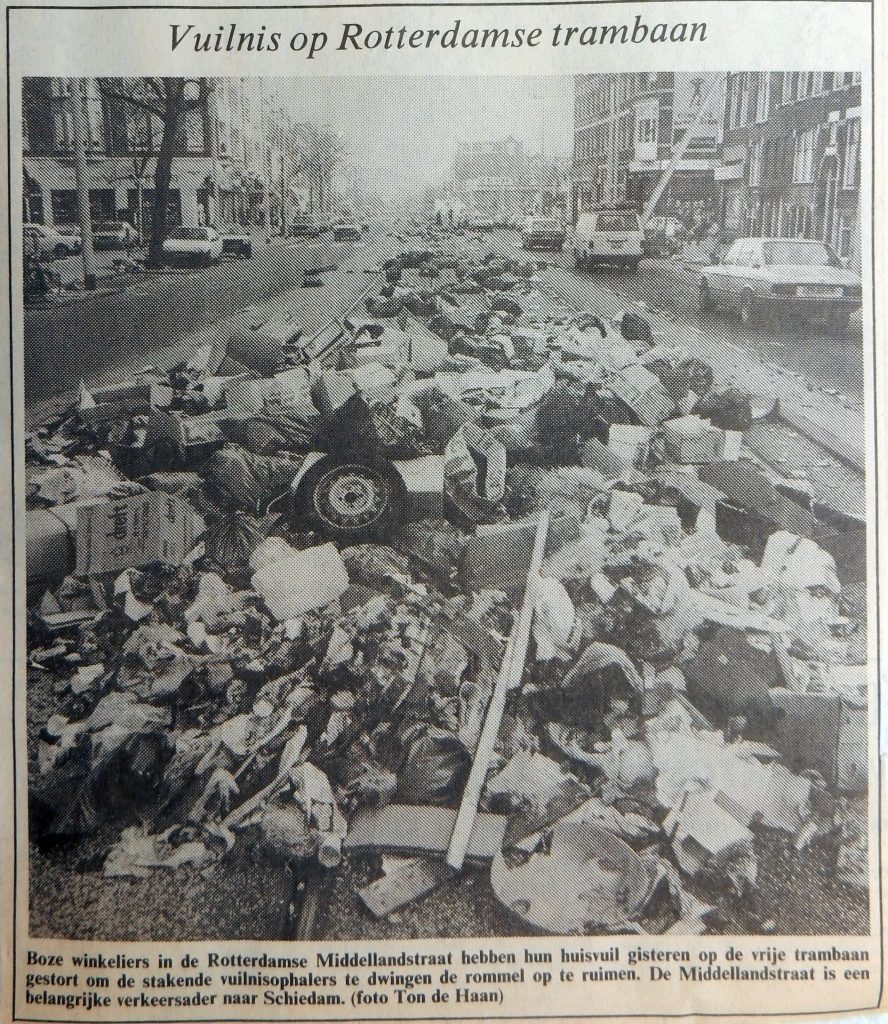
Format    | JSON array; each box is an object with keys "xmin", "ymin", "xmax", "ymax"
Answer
[
  {"xmin": 843, "ymin": 120, "xmax": 860, "ymax": 188},
  {"xmin": 729, "ymin": 75, "xmax": 745, "ymax": 129},
  {"xmin": 738, "ymin": 74, "xmax": 750, "ymax": 124},
  {"xmin": 835, "ymin": 214, "xmax": 853, "ymax": 257},
  {"xmin": 749, "ymin": 139, "xmax": 765, "ymax": 186},
  {"xmin": 783, "ymin": 72, "xmax": 797, "ymax": 103},
  {"xmin": 812, "ymin": 72, "xmax": 825, "ymax": 94},
  {"xmin": 798, "ymin": 73, "xmax": 814, "ymax": 98},
  {"xmin": 637, "ymin": 116, "xmax": 657, "ymax": 144},
  {"xmin": 852, "ymin": 72, "xmax": 862, "ymax": 84},
  {"xmin": 793, "ymin": 129, "xmax": 815, "ymax": 183},
  {"xmin": 756, "ymin": 73, "xmax": 772, "ymax": 122}
]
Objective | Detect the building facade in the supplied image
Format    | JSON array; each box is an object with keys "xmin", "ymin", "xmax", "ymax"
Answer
[
  {"xmin": 572, "ymin": 72, "xmax": 723, "ymax": 224},
  {"xmin": 22, "ymin": 77, "xmax": 295, "ymax": 231},
  {"xmin": 716, "ymin": 72, "xmax": 861, "ymax": 263},
  {"xmin": 450, "ymin": 137, "xmax": 568, "ymax": 222}
]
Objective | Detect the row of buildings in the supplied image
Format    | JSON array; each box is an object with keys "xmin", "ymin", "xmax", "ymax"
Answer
[
  {"xmin": 22, "ymin": 78, "xmax": 346, "ymax": 232},
  {"xmin": 440, "ymin": 137, "xmax": 570, "ymax": 223},
  {"xmin": 572, "ymin": 71, "xmax": 862, "ymax": 262}
]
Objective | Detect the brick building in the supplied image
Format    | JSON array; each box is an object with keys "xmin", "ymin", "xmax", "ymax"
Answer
[
  {"xmin": 22, "ymin": 77, "xmax": 302, "ymax": 231},
  {"xmin": 572, "ymin": 72, "xmax": 722, "ymax": 223},
  {"xmin": 716, "ymin": 72, "xmax": 861, "ymax": 263}
]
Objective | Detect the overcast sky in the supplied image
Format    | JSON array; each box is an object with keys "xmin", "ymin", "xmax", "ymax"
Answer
[{"xmin": 269, "ymin": 75, "xmax": 574, "ymax": 196}]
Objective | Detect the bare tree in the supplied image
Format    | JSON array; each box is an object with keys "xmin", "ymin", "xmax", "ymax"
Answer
[{"xmin": 97, "ymin": 77, "xmax": 212, "ymax": 266}]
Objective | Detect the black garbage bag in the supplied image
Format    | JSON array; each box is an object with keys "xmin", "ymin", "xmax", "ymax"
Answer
[
  {"xmin": 393, "ymin": 723, "xmax": 471, "ymax": 807},
  {"xmin": 222, "ymin": 412, "xmax": 318, "ymax": 454},
  {"xmin": 619, "ymin": 312, "xmax": 654, "ymax": 343},
  {"xmin": 32, "ymin": 730, "xmax": 174, "ymax": 842},
  {"xmin": 697, "ymin": 387, "xmax": 753, "ymax": 431},
  {"xmin": 403, "ymin": 291, "xmax": 439, "ymax": 317},
  {"xmin": 324, "ymin": 392, "xmax": 430, "ymax": 459},
  {"xmin": 205, "ymin": 511, "xmax": 267, "ymax": 568},
  {"xmin": 366, "ymin": 295, "xmax": 405, "ymax": 317},
  {"xmin": 202, "ymin": 446, "xmax": 306, "ymax": 513},
  {"xmin": 648, "ymin": 356, "xmax": 714, "ymax": 402},
  {"xmin": 491, "ymin": 295, "xmax": 524, "ymax": 316}
]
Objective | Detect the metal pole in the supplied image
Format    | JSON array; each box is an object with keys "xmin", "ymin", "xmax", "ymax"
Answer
[
  {"xmin": 69, "ymin": 77, "xmax": 97, "ymax": 290},
  {"xmin": 642, "ymin": 74, "xmax": 726, "ymax": 226},
  {"xmin": 207, "ymin": 84, "xmax": 219, "ymax": 225}
]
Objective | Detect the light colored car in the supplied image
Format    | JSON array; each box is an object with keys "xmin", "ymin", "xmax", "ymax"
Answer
[
  {"xmin": 571, "ymin": 209, "xmax": 644, "ymax": 271},
  {"xmin": 23, "ymin": 223, "xmax": 80, "ymax": 259},
  {"xmin": 521, "ymin": 216, "xmax": 566, "ymax": 252},
  {"xmin": 468, "ymin": 215, "xmax": 495, "ymax": 232},
  {"xmin": 92, "ymin": 220, "xmax": 139, "ymax": 250},
  {"xmin": 161, "ymin": 226, "xmax": 223, "ymax": 267},
  {"xmin": 698, "ymin": 237, "xmax": 861, "ymax": 330}
]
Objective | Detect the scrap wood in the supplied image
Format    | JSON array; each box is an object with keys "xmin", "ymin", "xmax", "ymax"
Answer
[
  {"xmin": 344, "ymin": 804, "xmax": 508, "ymax": 861},
  {"xmin": 446, "ymin": 511, "xmax": 550, "ymax": 870}
]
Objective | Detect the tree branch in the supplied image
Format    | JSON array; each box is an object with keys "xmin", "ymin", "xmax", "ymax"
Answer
[{"xmin": 96, "ymin": 81, "xmax": 165, "ymax": 120}]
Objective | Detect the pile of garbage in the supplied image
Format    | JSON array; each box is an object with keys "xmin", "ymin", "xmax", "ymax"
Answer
[{"xmin": 26, "ymin": 230, "xmax": 868, "ymax": 935}]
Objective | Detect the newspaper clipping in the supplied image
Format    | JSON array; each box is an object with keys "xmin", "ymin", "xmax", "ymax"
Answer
[{"xmin": 0, "ymin": 0, "xmax": 883, "ymax": 1021}]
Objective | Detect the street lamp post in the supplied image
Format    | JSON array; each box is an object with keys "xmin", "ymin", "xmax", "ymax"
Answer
[{"xmin": 69, "ymin": 77, "xmax": 98, "ymax": 290}]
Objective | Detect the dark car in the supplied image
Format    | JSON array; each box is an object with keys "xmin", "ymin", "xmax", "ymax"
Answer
[
  {"xmin": 521, "ymin": 216, "xmax": 566, "ymax": 252},
  {"xmin": 217, "ymin": 225, "xmax": 252, "ymax": 258},
  {"xmin": 332, "ymin": 223, "xmax": 362, "ymax": 242},
  {"xmin": 290, "ymin": 214, "xmax": 321, "ymax": 238}
]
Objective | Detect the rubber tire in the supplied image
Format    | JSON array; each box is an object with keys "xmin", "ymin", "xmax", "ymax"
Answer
[
  {"xmin": 739, "ymin": 289, "xmax": 759, "ymax": 328},
  {"xmin": 293, "ymin": 457, "xmax": 404, "ymax": 542},
  {"xmin": 699, "ymin": 279, "xmax": 714, "ymax": 313},
  {"xmin": 54, "ymin": 244, "xmax": 67, "ymax": 260},
  {"xmin": 573, "ymin": 251, "xmax": 584, "ymax": 271}
]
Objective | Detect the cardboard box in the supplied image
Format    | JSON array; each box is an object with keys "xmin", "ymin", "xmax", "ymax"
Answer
[
  {"xmin": 75, "ymin": 493, "xmax": 205, "ymax": 576},
  {"xmin": 147, "ymin": 407, "xmax": 226, "ymax": 460},
  {"xmin": 609, "ymin": 365, "xmax": 674, "ymax": 426}
]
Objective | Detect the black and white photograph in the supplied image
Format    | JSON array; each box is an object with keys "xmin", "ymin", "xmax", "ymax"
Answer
[{"xmin": 22, "ymin": 70, "xmax": 869, "ymax": 944}]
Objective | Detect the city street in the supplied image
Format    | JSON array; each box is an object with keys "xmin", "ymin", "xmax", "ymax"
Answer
[
  {"xmin": 23, "ymin": 229, "xmax": 398, "ymax": 410},
  {"xmin": 25, "ymin": 229, "xmax": 865, "ymax": 416}
]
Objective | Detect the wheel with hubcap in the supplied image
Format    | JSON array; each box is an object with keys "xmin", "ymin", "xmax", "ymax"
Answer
[{"xmin": 296, "ymin": 458, "xmax": 403, "ymax": 541}]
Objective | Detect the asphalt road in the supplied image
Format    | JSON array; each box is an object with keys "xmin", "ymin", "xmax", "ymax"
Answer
[
  {"xmin": 23, "ymin": 230, "xmax": 398, "ymax": 408},
  {"xmin": 523, "ymin": 243, "xmax": 865, "ymax": 407},
  {"xmin": 25, "ymin": 227, "xmax": 865, "ymax": 415}
]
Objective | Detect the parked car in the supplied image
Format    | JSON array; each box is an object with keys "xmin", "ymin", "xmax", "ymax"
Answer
[
  {"xmin": 54, "ymin": 224, "xmax": 83, "ymax": 251},
  {"xmin": 92, "ymin": 220, "xmax": 139, "ymax": 250},
  {"xmin": 521, "ymin": 216, "xmax": 566, "ymax": 252},
  {"xmin": 698, "ymin": 237, "xmax": 861, "ymax": 330},
  {"xmin": 642, "ymin": 215, "xmax": 685, "ymax": 257},
  {"xmin": 217, "ymin": 225, "xmax": 253, "ymax": 258},
  {"xmin": 570, "ymin": 208, "xmax": 644, "ymax": 271},
  {"xmin": 332, "ymin": 223, "xmax": 363, "ymax": 242},
  {"xmin": 161, "ymin": 226, "xmax": 223, "ymax": 267},
  {"xmin": 290, "ymin": 214, "xmax": 320, "ymax": 239},
  {"xmin": 23, "ymin": 223, "xmax": 80, "ymax": 259},
  {"xmin": 467, "ymin": 215, "xmax": 495, "ymax": 232}
]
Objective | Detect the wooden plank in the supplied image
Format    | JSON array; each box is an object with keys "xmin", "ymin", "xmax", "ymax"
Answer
[
  {"xmin": 446, "ymin": 512, "xmax": 550, "ymax": 871},
  {"xmin": 344, "ymin": 804, "xmax": 508, "ymax": 861}
]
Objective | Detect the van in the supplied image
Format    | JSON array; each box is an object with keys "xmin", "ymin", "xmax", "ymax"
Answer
[{"xmin": 570, "ymin": 208, "xmax": 644, "ymax": 272}]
